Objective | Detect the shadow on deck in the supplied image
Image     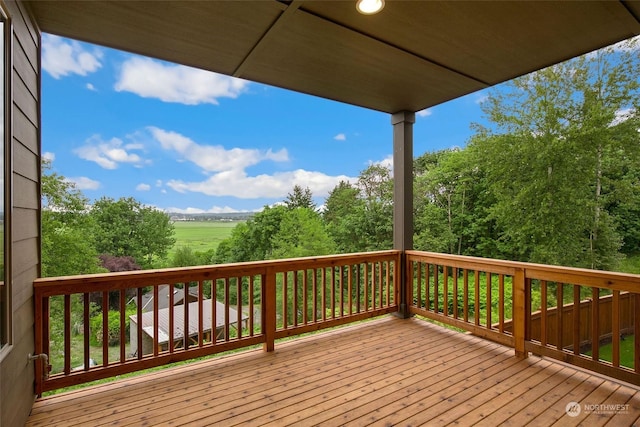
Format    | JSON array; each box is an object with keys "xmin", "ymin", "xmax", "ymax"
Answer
[{"xmin": 27, "ymin": 316, "xmax": 640, "ymax": 426}]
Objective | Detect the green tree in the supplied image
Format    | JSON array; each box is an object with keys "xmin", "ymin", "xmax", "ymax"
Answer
[
  {"xmin": 41, "ymin": 161, "xmax": 104, "ymax": 277},
  {"xmin": 285, "ymin": 185, "xmax": 316, "ymax": 210},
  {"xmin": 323, "ymin": 181, "xmax": 366, "ymax": 252},
  {"xmin": 215, "ymin": 205, "xmax": 288, "ymax": 263},
  {"xmin": 471, "ymin": 37, "xmax": 639, "ymax": 269},
  {"xmin": 271, "ymin": 208, "xmax": 336, "ymax": 259},
  {"xmin": 90, "ymin": 197, "xmax": 176, "ymax": 268}
]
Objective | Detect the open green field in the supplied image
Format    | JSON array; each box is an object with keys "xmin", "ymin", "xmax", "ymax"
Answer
[{"xmin": 169, "ymin": 221, "xmax": 240, "ymax": 256}]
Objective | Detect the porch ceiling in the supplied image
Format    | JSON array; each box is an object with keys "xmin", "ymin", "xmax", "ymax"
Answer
[{"xmin": 26, "ymin": 0, "xmax": 640, "ymax": 113}]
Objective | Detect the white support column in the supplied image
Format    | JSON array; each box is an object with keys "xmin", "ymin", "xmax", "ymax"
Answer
[{"xmin": 391, "ymin": 111, "xmax": 415, "ymax": 318}]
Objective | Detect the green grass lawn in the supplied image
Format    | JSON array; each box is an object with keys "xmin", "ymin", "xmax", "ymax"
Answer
[
  {"xmin": 585, "ymin": 335, "xmax": 635, "ymax": 369},
  {"xmin": 169, "ymin": 221, "xmax": 240, "ymax": 256},
  {"xmin": 618, "ymin": 254, "xmax": 640, "ymax": 274}
]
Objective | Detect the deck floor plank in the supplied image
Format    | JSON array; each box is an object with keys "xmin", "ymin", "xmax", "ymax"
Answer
[{"xmin": 26, "ymin": 316, "xmax": 640, "ymax": 427}]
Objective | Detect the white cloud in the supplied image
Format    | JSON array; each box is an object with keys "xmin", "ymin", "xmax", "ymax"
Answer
[
  {"xmin": 148, "ymin": 127, "xmax": 288, "ymax": 172},
  {"xmin": 43, "ymin": 152, "xmax": 56, "ymax": 162},
  {"xmin": 136, "ymin": 183, "xmax": 151, "ymax": 191},
  {"xmin": 370, "ymin": 154, "xmax": 393, "ymax": 170},
  {"xmin": 42, "ymin": 34, "xmax": 103, "ymax": 79},
  {"xmin": 86, "ymin": 83, "xmax": 97, "ymax": 91},
  {"xmin": 611, "ymin": 108, "xmax": 635, "ymax": 126},
  {"xmin": 166, "ymin": 169, "xmax": 356, "ymax": 199},
  {"xmin": 115, "ymin": 57, "xmax": 249, "ymax": 105},
  {"xmin": 66, "ymin": 176, "xmax": 100, "ymax": 190},
  {"xmin": 74, "ymin": 135, "xmax": 149, "ymax": 169},
  {"xmin": 155, "ymin": 180, "xmax": 163, "ymax": 187},
  {"xmin": 334, "ymin": 133, "xmax": 347, "ymax": 141},
  {"xmin": 416, "ymin": 109, "xmax": 432, "ymax": 117}
]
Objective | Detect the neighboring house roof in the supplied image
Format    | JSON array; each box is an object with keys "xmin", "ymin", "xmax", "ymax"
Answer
[
  {"xmin": 130, "ymin": 299, "xmax": 248, "ymax": 344},
  {"xmin": 138, "ymin": 285, "xmax": 199, "ymax": 312}
]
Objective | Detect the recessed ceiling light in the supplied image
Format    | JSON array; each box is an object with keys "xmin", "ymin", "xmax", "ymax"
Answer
[{"xmin": 356, "ymin": 0, "xmax": 385, "ymax": 15}]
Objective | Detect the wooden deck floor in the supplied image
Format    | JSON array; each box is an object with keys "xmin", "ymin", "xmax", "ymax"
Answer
[{"xmin": 27, "ymin": 316, "xmax": 640, "ymax": 426}]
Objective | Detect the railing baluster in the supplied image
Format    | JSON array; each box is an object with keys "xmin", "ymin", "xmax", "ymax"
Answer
[
  {"xmin": 283, "ymin": 272, "xmax": 288, "ymax": 328},
  {"xmin": 83, "ymin": 293, "xmax": 90, "ymax": 368},
  {"xmin": 556, "ymin": 283, "xmax": 564, "ymax": 351},
  {"xmin": 423, "ymin": 263, "xmax": 429, "ymax": 311},
  {"xmin": 339, "ymin": 266, "xmax": 344, "ymax": 317},
  {"xmin": 363, "ymin": 263, "xmax": 368, "ymax": 312},
  {"xmin": 102, "ymin": 291, "xmax": 109, "ymax": 366},
  {"xmin": 634, "ymin": 293, "xmax": 639, "ymax": 373},
  {"xmin": 137, "ymin": 288, "xmax": 143, "ymax": 359},
  {"xmin": 184, "ymin": 282, "xmax": 190, "ymax": 349},
  {"xmin": 498, "ymin": 274, "xmax": 504, "ymax": 333},
  {"xmin": 237, "ymin": 277, "xmax": 242, "ymax": 339},
  {"xmin": 153, "ymin": 285, "xmax": 159, "ymax": 356},
  {"xmin": 591, "ymin": 287, "xmax": 599, "ymax": 362},
  {"xmin": 64, "ymin": 295, "xmax": 71, "ymax": 375},
  {"xmin": 169, "ymin": 284, "xmax": 175, "ymax": 353},
  {"xmin": 474, "ymin": 270, "xmax": 480, "ymax": 326},
  {"xmin": 541, "ymin": 281, "xmax": 547, "ymax": 347},
  {"xmin": 377, "ymin": 262, "xmax": 383, "ymax": 309},
  {"xmin": 443, "ymin": 266, "xmax": 449, "ymax": 317},
  {"xmin": 453, "ymin": 268, "xmax": 459, "ymax": 320},
  {"xmin": 386, "ymin": 261, "xmax": 391, "ymax": 307},
  {"xmin": 355, "ymin": 264, "xmax": 361, "ymax": 313},
  {"xmin": 212, "ymin": 283, "xmax": 217, "ymax": 344},
  {"xmin": 347, "ymin": 265, "xmax": 353, "ymax": 315},
  {"xmin": 198, "ymin": 281, "xmax": 204, "ymax": 346},
  {"xmin": 322, "ymin": 268, "xmax": 327, "ymax": 321},
  {"xmin": 224, "ymin": 278, "xmax": 230, "ymax": 341},
  {"xmin": 313, "ymin": 269, "xmax": 318, "ymax": 322},
  {"xmin": 573, "ymin": 285, "xmax": 580, "ymax": 355},
  {"xmin": 434, "ymin": 264, "xmax": 439, "ymax": 314},
  {"xmin": 613, "ymin": 290, "xmax": 620, "ymax": 368},
  {"xmin": 293, "ymin": 271, "xmax": 299, "ymax": 326},
  {"xmin": 249, "ymin": 276, "xmax": 255, "ymax": 335},
  {"xmin": 463, "ymin": 269, "xmax": 468, "ymax": 323},
  {"xmin": 119, "ymin": 290, "xmax": 126, "ymax": 362},
  {"xmin": 414, "ymin": 261, "xmax": 419, "ymax": 310},
  {"xmin": 486, "ymin": 272, "xmax": 491, "ymax": 327}
]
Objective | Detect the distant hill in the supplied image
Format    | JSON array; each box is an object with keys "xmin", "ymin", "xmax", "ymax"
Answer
[{"xmin": 168, "ymin": 212, "xmax": 255, "ymax": 222}]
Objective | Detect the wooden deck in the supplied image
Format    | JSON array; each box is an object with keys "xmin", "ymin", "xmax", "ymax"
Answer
[{"xmin": 27, "ymin": 316, "xmax": 640, "ymax": 426}]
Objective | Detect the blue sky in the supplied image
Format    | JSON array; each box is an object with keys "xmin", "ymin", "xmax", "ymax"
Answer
[{"xmin": 42, "ymin": 34, "xmax": 491, "ymax": 213}]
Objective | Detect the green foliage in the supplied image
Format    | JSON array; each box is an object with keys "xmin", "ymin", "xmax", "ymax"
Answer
[
  {"xmin": 411, "ymin": 39, "xmax": 639, "ymax": 270},
  {"xmin": 271, "ymin": 208, "xmax": 336, "ymax": 259},
  {"xmin": 89, "ymin": 309, "xmax": 134, "ymax": 347},
  {"xmin": 215, "ymin": 205, "xmax": 288, "ymax": 263},
  {"xmin": 284, "ymin": 185, "xmax": 316, "ymax": 210},
  {"xmin": 90, "ymin": 197, "xmax": 176, "ymax": 268},
  {"xmin": 41, "ymin": 161, "xmax": 105, "ymax": 277}
]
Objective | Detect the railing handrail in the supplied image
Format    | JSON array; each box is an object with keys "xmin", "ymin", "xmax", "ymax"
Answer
[
  {"xmin": 406, "ymin": 250, "xmax": 640, "ymax": 291},
  {"xmin": 34, "ymin": 250, "xmax": 401, "ymax": 295}
]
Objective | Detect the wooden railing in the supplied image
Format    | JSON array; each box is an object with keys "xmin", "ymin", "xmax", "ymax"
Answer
[
  {"xmin": 406, "ymin": 251, "xmax": 640, "ymax": 386},
  {"xmin": 34, "ymin": 249, "xmax": 640, "ymax": 394},
  {"xmin": 33, "ymin": 251, "xmax": 400, "ymax": 394}
]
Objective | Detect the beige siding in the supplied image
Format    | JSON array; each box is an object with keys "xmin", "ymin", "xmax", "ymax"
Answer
[{"xmin": 0, "ymin": 1, "xmax": 40, "ymax": 427}]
